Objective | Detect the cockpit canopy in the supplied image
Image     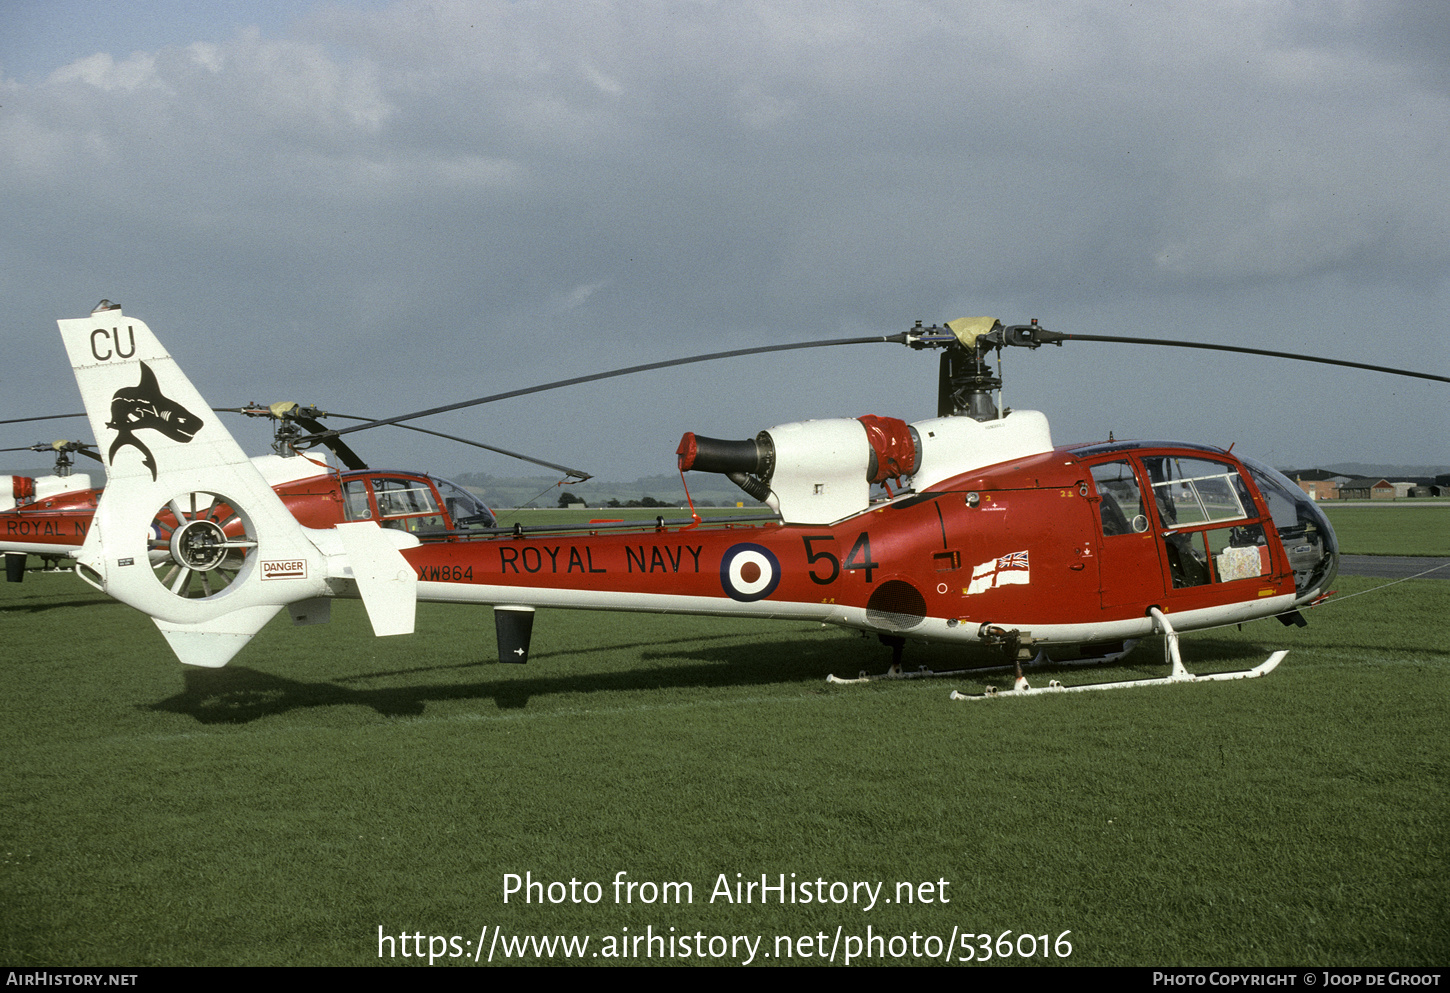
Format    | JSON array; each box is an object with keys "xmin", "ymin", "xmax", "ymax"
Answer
[
  {"xmin": 1074, "ymin": 441, "xmax": 1337, "ymax": 604},
  {"xmin": 341, "ymin": 473, "xmax": 496, "ymax": 532},
  {"xmin": 1236, "ymin": 454, "xmax": 1338, "ymax": 603},
  {"xmin": 433, "ymin": 476, "xmax": 497, "ymax": 529}
]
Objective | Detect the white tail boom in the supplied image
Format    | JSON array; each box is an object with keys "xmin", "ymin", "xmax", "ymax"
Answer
[{"xmin": 59, "ymin": 304, "xmax": 415, "ymax": 667}]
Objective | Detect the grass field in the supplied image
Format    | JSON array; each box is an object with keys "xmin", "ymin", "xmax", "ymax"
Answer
[
  {"xmin": 1, "ymin": 557, "xmax": 1445, "ymax": 966},
  {"xmin": 1319, "ymin": 504, "xmax": 1450, "ymax": 556}
]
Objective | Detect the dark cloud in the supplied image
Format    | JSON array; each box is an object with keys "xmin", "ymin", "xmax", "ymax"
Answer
[{"xmin": 2, "ymin": 1, "xmax": 1445, "ymax": 480}]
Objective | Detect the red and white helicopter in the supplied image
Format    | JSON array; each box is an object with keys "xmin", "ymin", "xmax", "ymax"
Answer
[
  {"xmin": 5, "ymin": 325, "xmax": 588, "ymax": 584},
  {"xmin": 1, "ymin": 445, "xmax": 505, "ymax": 585},
  {"xmin": 53, "ymin": 301, "xmax": 1428, "ymax": 697},
  {"xmin": 2, "ymin": 440, "xmax": 102, "ymax": 578}
]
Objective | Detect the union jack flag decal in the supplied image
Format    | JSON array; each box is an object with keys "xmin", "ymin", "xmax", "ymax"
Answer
[
  {"xmin": 967, "ymin": 549, "xmax": 1032, "ymax": 595},
  {"xmin": 998, "ymin": 551, "xmax": 1030, "ymax": 570}
]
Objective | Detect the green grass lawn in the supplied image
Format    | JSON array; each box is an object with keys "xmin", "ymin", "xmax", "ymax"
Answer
[
  {"xmin": 1320, "ymin": 504, "xmax": 1450, "ymax": 556},
  {"xmin": 1, "ymin": 567, "xmax": 1445, "ymax": 967}
]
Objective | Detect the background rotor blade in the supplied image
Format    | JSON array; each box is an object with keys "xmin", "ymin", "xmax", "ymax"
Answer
[
  {"xmin": 292, "ymin": 415, "xmax": 369, "ymax": 470},
  {"xmin": 4, "ymin": 406, "xmax": 579, "ymax": 478},
  {"xmin": 332, "ymin": 416, "xmax": 590, "ymax": 480},
  {"xmin": 1, "ymin": 441, "xmax": 103, "ymax": 463},
  {"xmin": 0, "ymin": 413, "xmax": 88, "ymax": 426}
]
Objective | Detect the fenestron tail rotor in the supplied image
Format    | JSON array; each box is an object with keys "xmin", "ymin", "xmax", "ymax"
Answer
[
  {"xmin": 148, "ymin": 491, "xmax": 256, "ymax": 600},
  {"xmin": 59, "ymin": 306, "xmax": 335, "ymax": 669}
]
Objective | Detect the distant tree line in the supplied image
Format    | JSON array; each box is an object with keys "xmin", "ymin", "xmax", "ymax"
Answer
[{"xmin": 557, "ymin": 492, "xmax": 688, "ymax": 508}]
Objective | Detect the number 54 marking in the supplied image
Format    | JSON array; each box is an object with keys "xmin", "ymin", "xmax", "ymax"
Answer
[{"xmin": 802, "ymin": 533, "xmax": 878, "ymax": 585}]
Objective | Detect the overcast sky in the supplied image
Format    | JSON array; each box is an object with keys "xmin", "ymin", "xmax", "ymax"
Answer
[{"xmin": 3, "ymin": 0, "xmax": 1446, "ymax": 487}]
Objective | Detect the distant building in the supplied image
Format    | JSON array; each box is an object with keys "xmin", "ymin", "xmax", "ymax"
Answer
[
  {"xmin": 1289, "ymin": 469, "xmax": 1347, "ymax": 501},
  {"xmin": 1338, "ymin": 478, "xmax": 1396, "ymax": 500}
]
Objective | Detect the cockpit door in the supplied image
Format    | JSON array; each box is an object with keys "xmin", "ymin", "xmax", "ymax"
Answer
[
  {"xmin": 1088, "ymin": 459, "xmax": 1166, "ymax": 609},
  {"xmin": 341, "ymin": 476, "xmax": 447, "ymax": 533},
  {"xmin": 1140, "ymin": 455, "xmax": 1276, "ymax": 597}
]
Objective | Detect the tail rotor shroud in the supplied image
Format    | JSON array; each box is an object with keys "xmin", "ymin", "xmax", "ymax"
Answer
[{"xmin": 150, "ymin": 491, "xmax": 256, "ymax": 600}]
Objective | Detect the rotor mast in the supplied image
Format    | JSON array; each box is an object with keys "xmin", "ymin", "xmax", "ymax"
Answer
[
  {"xmin": 935, "ymin": 337, "xmax": 1001, "ymax": 421},
  {"xmin": 903, "ymin": 318, "xmax": 1036, "ymax": 422}
]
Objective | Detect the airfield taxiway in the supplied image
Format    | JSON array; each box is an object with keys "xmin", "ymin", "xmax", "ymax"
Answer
[{"xmin": 1338, "ymin": 555, "xmax": 1449, "ymax": 579}]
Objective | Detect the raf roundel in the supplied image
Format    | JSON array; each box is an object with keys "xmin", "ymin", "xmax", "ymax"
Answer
[{"xmin": 719, "ymin": 543, "xmax": 781, "ymax": 602}]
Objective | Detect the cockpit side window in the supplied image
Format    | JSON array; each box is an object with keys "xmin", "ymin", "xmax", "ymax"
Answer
[
  {"xmin": 1090, "ymin": 461, "xmax": 1148, "ymax": 536},
  {"xmin": 343, "ymin": 480, "xmax": 372, "ymax": 521},
  {"xmin": 1206, "ymin": 523, "xmax": 1271, "ymax": 582},
  {"xmin": 372, "ymin": 477, "xmax": 445, "ymax": 532},
  {"xmin": 1141, "ymin": 456, "xmax": 1252, "ymax": 528}
]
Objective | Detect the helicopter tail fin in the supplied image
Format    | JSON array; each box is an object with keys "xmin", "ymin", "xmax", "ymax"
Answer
[{"xmin": 57, "ymin": 304, "xmax": 415, "ymax": 666}]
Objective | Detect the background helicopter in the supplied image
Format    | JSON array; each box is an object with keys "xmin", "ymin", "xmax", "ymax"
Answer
[
  {"xmin": 51, "ymin": 304, "xmax": 1445, "ymax": 690},
  {"xmin": 2, "ymin": 436, "xmax": 112, "ymax": 579},
  {"xmin": 2, "ymin": 357, "xmax": 589, "ymax": 585}
]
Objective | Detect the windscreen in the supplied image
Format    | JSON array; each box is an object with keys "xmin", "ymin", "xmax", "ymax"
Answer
[
  {"xmin": 433, "ymin": 477, "xmax": 496, "ymax": 529},
  {"xmin": 1238, "ymin": 455, "xmax": 1339, "ymax": 603}
]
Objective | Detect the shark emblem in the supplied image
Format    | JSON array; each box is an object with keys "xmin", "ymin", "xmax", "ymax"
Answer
[{"xmin": 105, "ymin": 362, "xmax": 205, "ymax": 480}]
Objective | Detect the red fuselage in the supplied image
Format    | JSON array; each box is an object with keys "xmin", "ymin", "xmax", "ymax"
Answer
[{"xmin": 400, "ymin": 441, "xmax": 1332, "ymax": 651}]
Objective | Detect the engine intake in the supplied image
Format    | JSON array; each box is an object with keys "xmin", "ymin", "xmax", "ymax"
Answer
[
  {"xmin": 678, "ymin": 416, "xmax": 920, "ymax": 524},
  {"xmin": 676, "ymin": 432, "xmax": 775, "ymax": 478}
]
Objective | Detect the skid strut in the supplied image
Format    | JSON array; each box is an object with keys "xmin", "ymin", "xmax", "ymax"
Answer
[
  {"xmin": 950, "ymin": 610, "xmax": 1287, "ymax": 700},
  {"xmin": 827, "ymin": 624, "xmax": 1032, "ymax": 685}
]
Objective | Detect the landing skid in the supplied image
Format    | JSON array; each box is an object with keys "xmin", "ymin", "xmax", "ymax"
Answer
[
  {"xmin": 950, "ymin": 609, "xmax": 1286, "ymax": 699},
  {"xmin": 949, "ymin": 651, "xmax": 1286, "ymax": 698}
]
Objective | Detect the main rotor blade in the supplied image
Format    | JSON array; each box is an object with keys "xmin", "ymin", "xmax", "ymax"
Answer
[
  {"xmin": 1034, "ymin": 332, "xmax": 1450, "ymax": 384},
  {"xmin": 0, "ymin": 413, "xmax": 88, "ymax": 426},
  {"xmin": 303, "ymin": 335, "xmax": 905, "ymax": 443},
  {"xmin": 324, "ymin": 415, "xmax": 591, "ymax": 480},
  {"xmin": 8, "ymin": 407, "xmax": 323, "ymax": 425}
]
